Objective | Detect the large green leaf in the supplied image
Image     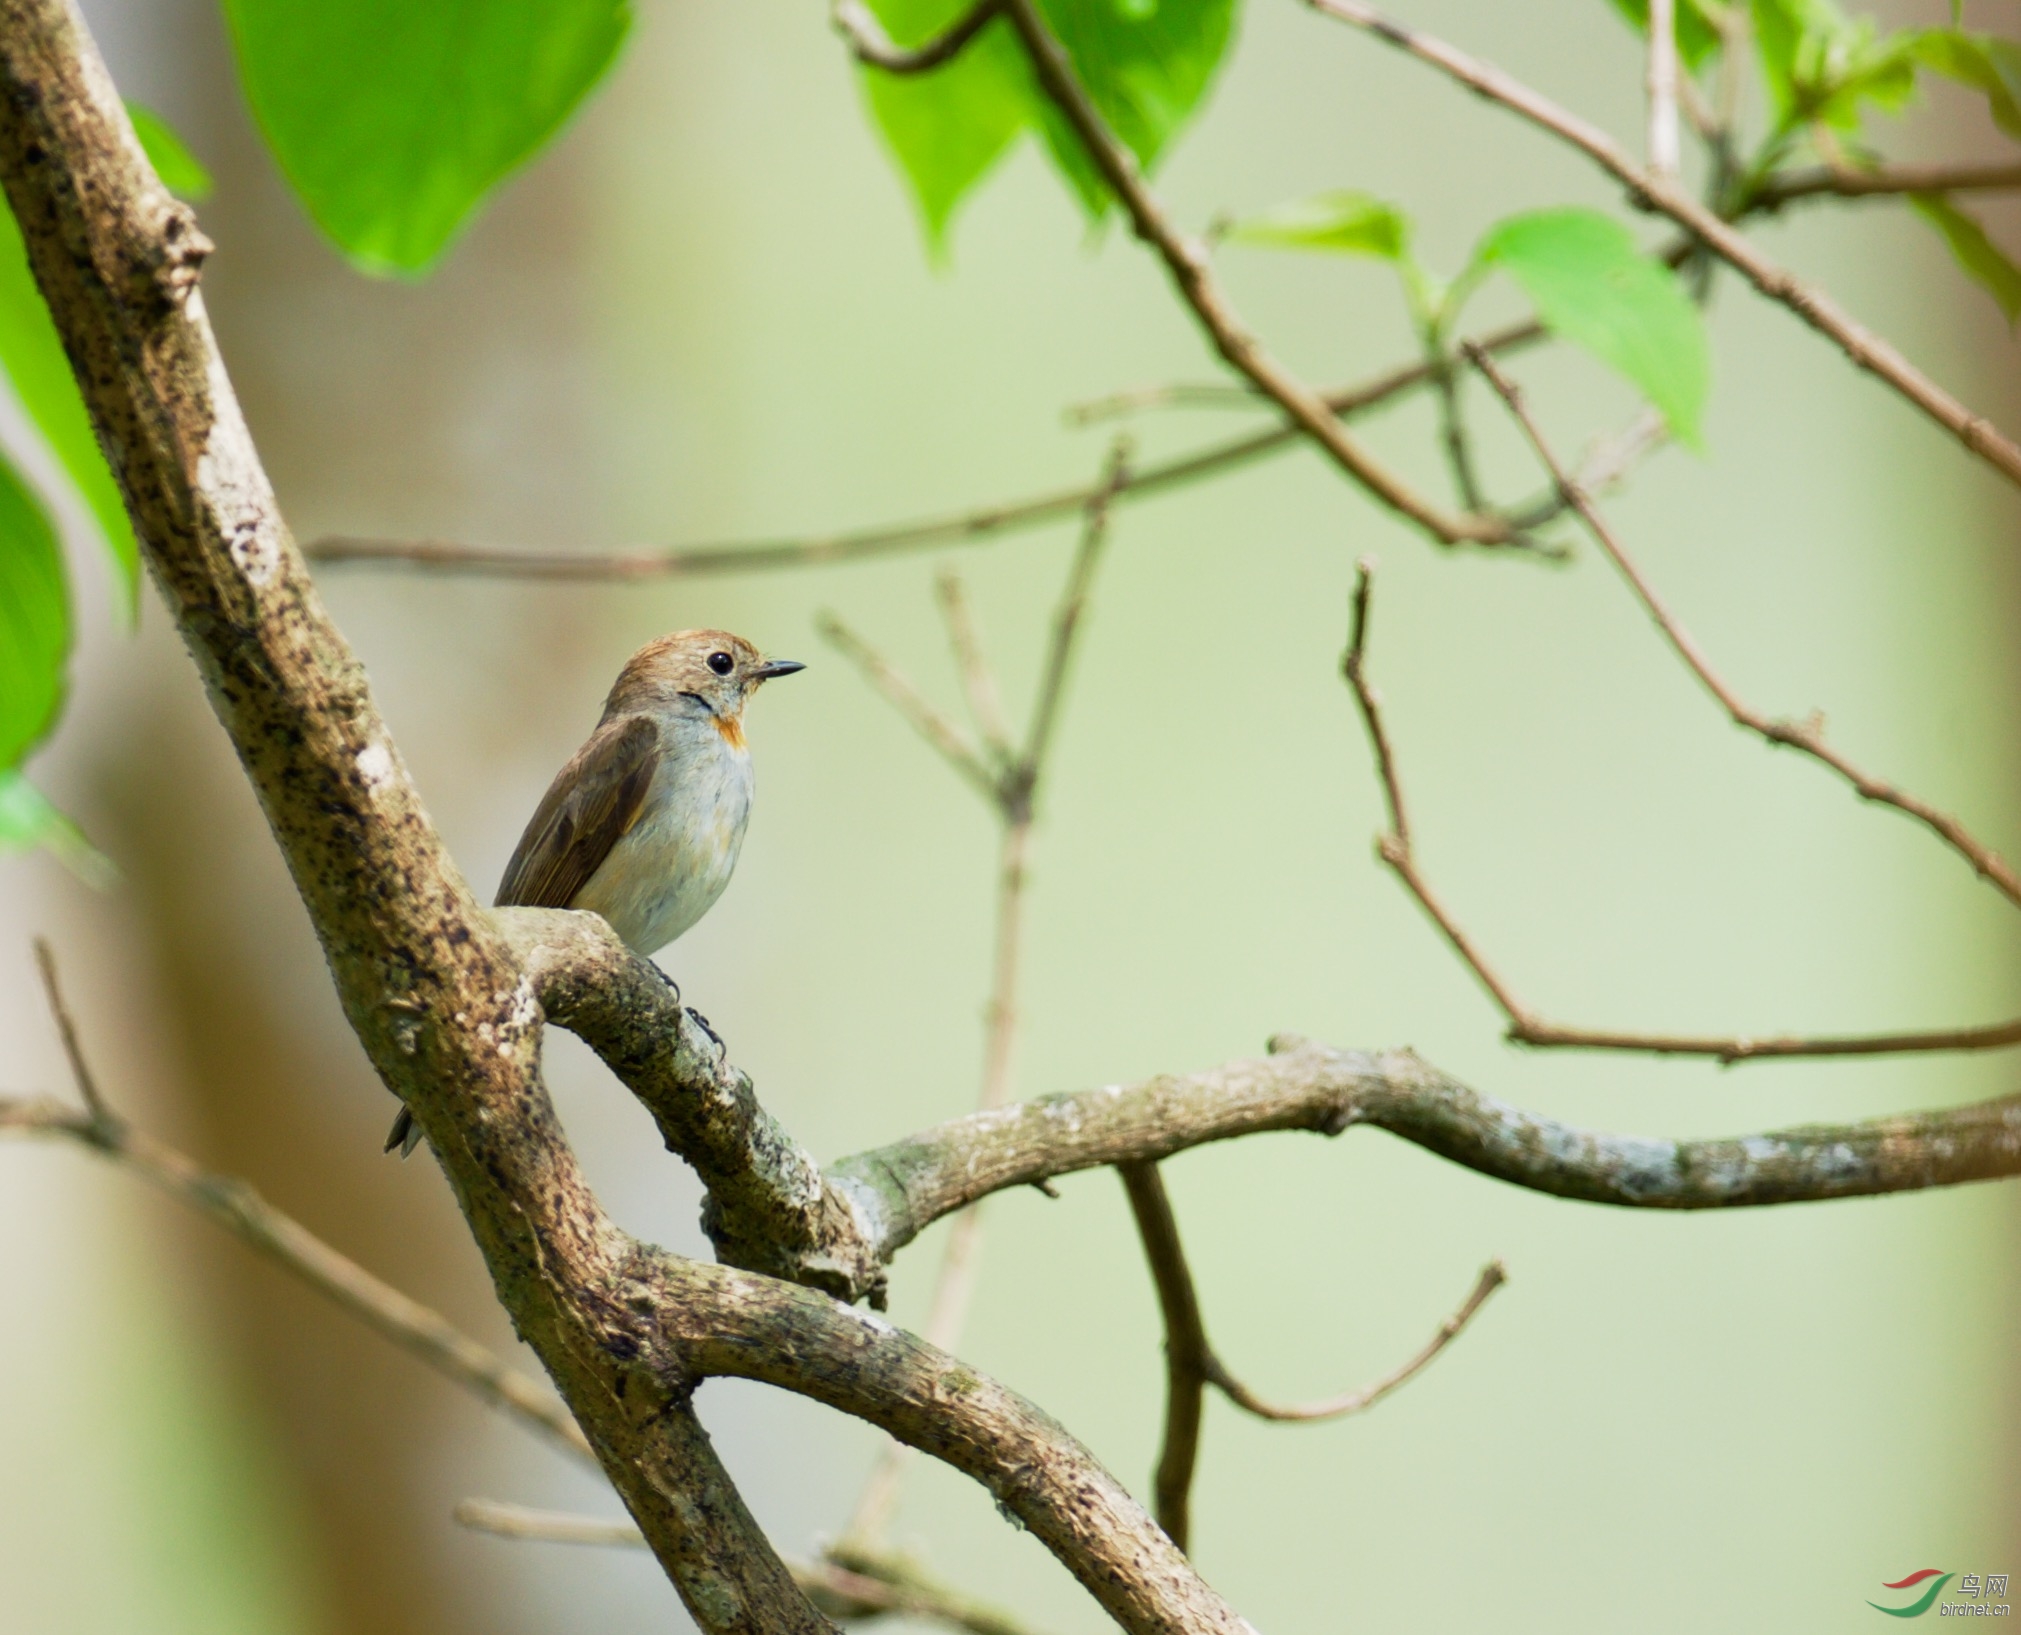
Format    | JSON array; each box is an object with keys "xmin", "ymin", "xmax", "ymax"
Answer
[
  {"xmin": 858, "ymin": 0, "xmax": 1033, "ymax": 249},
  {"xmin": 1031, "ymin": 0, "xmax": 1238, "ymax": 221},
  {"xmin": 1471, "ymin": 207, "xmax": 1710, "ymax": 446},
  {"xmin": 1910, "ymin": 194, "xmax": 2021, "ymax": 328},
  {"xmin": 0, "ymin": 200, "xmax": 137, "ymax": 612},
  {"xmin": 221, "ymin": 0, "xmax": 631, "ymax": 275},
  {"xmin": 1914, "ymin": 31, "xmax": 2021, "ymax": 142},
  {"xmin": 1223, "ymin": 189, "xmax": 1411, "ymax": 260},
  {"xmin": 857, "ymin": 0, "xmax": 1238, "ymax": 241},
  {"xmin": 0, "ymin": 444, "xmax": 67, "ymax": 772}
]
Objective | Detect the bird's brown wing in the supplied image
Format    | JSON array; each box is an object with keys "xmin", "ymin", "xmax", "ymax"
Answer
[{"xmin": 495, "ymin": 713, "xmax": 660, "ymax": 910}]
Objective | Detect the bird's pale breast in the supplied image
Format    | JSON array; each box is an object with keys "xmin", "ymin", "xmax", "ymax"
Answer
[{"xmin": 572, "ymin": 715, "xmax": 753, "ymax": 955}]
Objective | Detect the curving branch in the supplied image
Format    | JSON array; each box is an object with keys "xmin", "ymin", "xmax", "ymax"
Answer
[
  {"xmin": 1342, "ymin": 551, "xmax": 2021, "ymax": 1062},
  {"xmin": 984, "ymin": 0, "xmax": 1510, "ymax": 547},
  {"xmin": 832, "ymin": 0, "xmax": 1001, "ymax": 75},
  {"xmin": 302, "ymin": 330, "xmax": 1549, "ymax": 582},
  {"xmin": 1750, "ymin": 161, "xmax": 2021, "ymax": 210},
  {"xmin": 832, "ymin": 1037, "xmax": 2021, "ymax": 1260},
  {"xmin": 1304, "ymin": 0, "xmax": 2021, "ymax": 491}
]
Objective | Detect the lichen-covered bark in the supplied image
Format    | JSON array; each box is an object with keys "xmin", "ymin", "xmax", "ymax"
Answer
[
  {"xmin": 0, "ymin": 5, "xmax": 826, "ymax": 1625},
  {"xmin": 834, "ymin": 1038, "xmax": 2021, "ymax": 1257}
]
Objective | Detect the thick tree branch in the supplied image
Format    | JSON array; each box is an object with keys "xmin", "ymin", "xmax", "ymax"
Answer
[
  {"xmin": 833, "ymin": 1038, "xmax": 2021, "ymax": 1256},
  {"xmin": 457, "ymin": 1500, "xmax": 1055, "ymax": 1635},
  {"xmin": 1305, "ymin": 0, "xmax": 2021, "ymax": 491},
  {"xmin": 0, "ymin": 7, "xmax": 840, "ymax": 1624},
  {"xmin": 498, "ymin": 908, "xmax": 887, "ymax": 1305}
]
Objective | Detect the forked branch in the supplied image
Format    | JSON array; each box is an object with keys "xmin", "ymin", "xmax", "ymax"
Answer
[
  {"xmin": 1118, "ymin": 1160, "xmax": 1502, "ymax": 1551},
  {"xmin": 1344, "ymin": 548, "xmax": 2021, "ymax": 1063}
]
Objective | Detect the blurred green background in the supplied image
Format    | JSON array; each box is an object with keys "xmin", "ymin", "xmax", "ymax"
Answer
[{"xmin": 2, "ymin": 0, "xmax": 2018, "ymax": 1630}]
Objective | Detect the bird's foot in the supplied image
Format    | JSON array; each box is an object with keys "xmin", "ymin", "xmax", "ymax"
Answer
[{"xmin": 685, "ymin": 1006, "xmax": 725, "ymax": 1058}]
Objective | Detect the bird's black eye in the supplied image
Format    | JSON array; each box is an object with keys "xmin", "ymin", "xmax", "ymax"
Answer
[{"xmin": 708, "ymin": 651, "xmax": 734, "ymax": 677}]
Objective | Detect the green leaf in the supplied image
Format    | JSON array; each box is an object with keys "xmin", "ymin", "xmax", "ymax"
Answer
[
  {"xmin": 1031, "ymin": 0, "xmax": 1239, "ymax": 221},
  {"xmin": 0, "ymin": 770, "xmax": 114, "ymax": 884},
  {"xmin": 0, "ymin": 443, "xmax": 68, "ymax": 772},
  {"xmin": 1604, "ymin": 0, "xmax": 1724, "ymax": 73},
  {"xmin": 0, "ymin": 200, "xmax": 137, "ymax": 612},
  {"xmin": 857, "ymin": 0, "xmax": 1032, "ymax": 249},
  {"xmin": 127, "ymin": 102, "xmax": 213, "ymax": 202},
  {"xmin": 1914, "ymin": 31, "xmax": 2021, "ymax": 142},
  {"xmin": 1222, "ymin": 190, "xmax": 1411, "ymax": 259},
  {"xmin": 1909, "ymin": 193, "xmax": 2021, "ymax": 327},
  {"xmin": 1471, "ymin": 207, "xmax": 1711, "ymax": 445},
  {"xmin": 221, "ymin": 0, "xmax": 631, "ymax": 275}
]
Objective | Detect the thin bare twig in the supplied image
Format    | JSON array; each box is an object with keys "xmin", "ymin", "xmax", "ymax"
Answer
[
  {"xmin": 1120, "ymin": 1160, "xmax": 1504, "ymax": 1550},
  {"xmin": 1117, "ymin": 1161, "xmax": 1209, "ymax": 1552},
  {"xmin": 991, "ymin": 0, "xmax": 1507, "ymax": 547},
  {"xmin": 10, "ymin": 950, "xmax": 593, "ymax": 1463},
  {"xmin": 831, "ymin": 0, "xmax": 1000, "ymax": 74},
  {"xmin": 840, "ymin": 447, "xmax": 1123, "ymax": 1550},
  {"xmin": 1021, "ymin": 441, "xmax": 1128, "ymax": 788},
  {"xmin": 456, "ymin": 1500, "xmax": 1050, "ymax": 1635},
  {"xmin": 33, "ymin": 935, "xmax": 109, "ymax": 1126},
  {"xmin": 1305, "ymin": 0, "xmax": 2021, "ymax": 491},
  {"xmin": 1646, "ymin": 0, "xmax": 1680, "ymax": 180},
  {"xmin": 1204, "ymin": 1259, "xmax": 1507, "ymax": 1421},
  {"xmin": 816, "ymin": 611, "xmax": 1001, "ymax": 801},
  {"xmin": 1343, "ymin": 555, "xmax": 2021, "ymax": 1063},
  {"xmin": 936, "ymin": 572, "xmax": 1015, "ymax": 761},
  {"xmin": 1468, "ymin": 345, "xmax": 2021, "ymax": 915},
  {"xmin": 1751, "ymin": 161, "xmax": 2021, "ymax": 210},
  {"xmin": 305, "ymin": 321, "xmax": 1546, "ymax": 580},
  {"xmin": 1064, "ymin": 381, "xmax": 1269, "ymax": 424}
]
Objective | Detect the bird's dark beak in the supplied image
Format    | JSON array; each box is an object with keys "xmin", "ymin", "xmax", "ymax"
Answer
[{"xmin": 756, "ymin": 659, "xmax": 806, "ymax": 681}]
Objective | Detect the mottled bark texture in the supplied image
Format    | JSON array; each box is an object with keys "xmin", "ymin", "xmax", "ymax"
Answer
[
  {"xmin": 8, "ymin": 0, "xmax": 2021, "ymax": 1629},
  {"xmin": 0, "ymin": 4, "xmax": 1245, "ymax": 1628}
]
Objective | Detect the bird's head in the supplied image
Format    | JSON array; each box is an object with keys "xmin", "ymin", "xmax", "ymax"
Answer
[{"xmin": 607, "ymin": 629, "xmax": 805, "ymax": 743}]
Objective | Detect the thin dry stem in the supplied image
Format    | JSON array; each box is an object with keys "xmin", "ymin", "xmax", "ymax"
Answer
[
  {"xmin": 816, "ymin": 612, "xmax": 999, "ymax": 802},
  {"xmin": 1204, "ymin": 1260, "xmax": 1507, "ymax": 1421},
  {"xmin": 936, "ymin": 572, "xmax": 1015, "ymax": 760},
  {"xmin": 1469, "ymin": 345, "xmax": 2021, "ymax": 916},
  {"xmin": 831, "ymin": 0, "xmax": 999, "ymax": 74},
  {"xmin": 1752, "ymin": 161, "xmax": 2021, "ymax": 209},
  {"xmin": 1646, "ymin": 0, "xmax": 1680, "ymax": 180},
  {"xmin": 1306, "ymin": 0, "xmax": 2021, "ymax": 491},
  {"xmin": 1344, "ymin": 553, "xmax": 2021, "ymax": 1064}
]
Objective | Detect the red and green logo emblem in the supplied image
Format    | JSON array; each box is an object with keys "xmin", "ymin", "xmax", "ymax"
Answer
[{"xmin": 1870, "ymin": 1571, "xmax": 1954, "ymax": 1618}]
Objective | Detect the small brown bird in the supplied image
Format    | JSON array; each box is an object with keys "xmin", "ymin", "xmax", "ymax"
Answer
[{"xmin": 387, "ymin": 629, "xmax": 803, "ymax": 1155}]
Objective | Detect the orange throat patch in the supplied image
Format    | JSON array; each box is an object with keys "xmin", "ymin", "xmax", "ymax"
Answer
[{"xmin": 712, "ymin": 711, "xmax": 747, "ymax": 751}]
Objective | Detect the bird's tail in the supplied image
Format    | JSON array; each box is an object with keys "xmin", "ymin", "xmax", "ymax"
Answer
[{"xmin": 383, "ymin": 1105, "xmax": 425, "ymax": 1159}]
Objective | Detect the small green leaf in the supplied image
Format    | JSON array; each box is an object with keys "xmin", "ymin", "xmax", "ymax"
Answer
[
  {"xmin": 1909, "ymin": 193, "xmax": 2021, "ymax": 327},
  {"xmin": 0, "ymin": 770, "xmax": 114, "ymax": 885},
  {"xmin": 1604, "ymin": 0, "xmax": 1724, "ymax": 73},
  {"xmin": 0, "ymin": 443, "xmax": 68, "ymax": 773},
  {"xmin": 858, "ymin": 0, "xmax": 1032, "ymax": 249},
  {"xmin": 1914, "ymin": 31, "xmax": 2021, "ymax": 142},
  {"xmin": 127, "ymin": 102, "xmax": 213, "ymax": 202},
  {"xmin": 1222, "ymin": 190, "xmax": 1411, "ymax": 260},
  {"xmin": 0, "ymin": 200, "xmax": 138, "ymax": 612},
  {"xmin": 1030, "ymin": 0, "xmax": 1238, "ymax": 222},
  {"xmin": 221, "ymin": 0, "xmax": 631, "ymax": 275},
  {"xmin": 1471, "ymin": 207, "xmax": 1710, "ymax": 445}
]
